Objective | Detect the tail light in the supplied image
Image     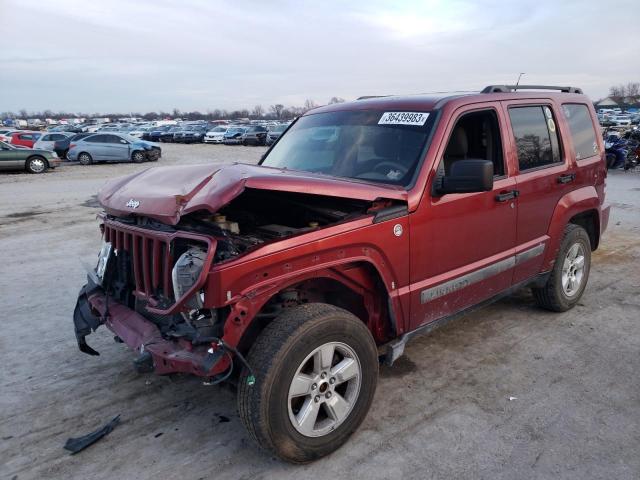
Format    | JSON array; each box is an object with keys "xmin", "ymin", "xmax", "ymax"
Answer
[{"xmin": 69, "ymin": 143, "xmax": 76, "ymax": 149}]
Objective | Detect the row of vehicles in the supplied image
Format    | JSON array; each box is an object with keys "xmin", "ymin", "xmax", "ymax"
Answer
[
  {"xmin": 0, "ymin": 129, "xmax": 161, "ymax": 173},
  {"xmin": 143, "ymin": 122, "xmax": 290, "ymax": 145},
  {"xmin": 597, "ymin": 108, "xmax": 640, "ymax": 127}
]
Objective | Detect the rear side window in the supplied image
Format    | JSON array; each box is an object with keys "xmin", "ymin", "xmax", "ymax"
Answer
[
  {"xmin": 509, "ymin": 106, "xmax": 561, "ymax": 171},
  {"xmin": 562, "ymin": 104, "xmax": 599, "ymax": 160}
]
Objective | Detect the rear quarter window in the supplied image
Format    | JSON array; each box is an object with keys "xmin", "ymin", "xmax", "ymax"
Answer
[{"xmin": 561, "ymin": 104, "xmax": 599, "ymax": 160}]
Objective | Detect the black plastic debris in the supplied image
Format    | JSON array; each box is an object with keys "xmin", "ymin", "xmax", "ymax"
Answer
[{"xmin": 63, "ymin": 415, "xmax": 121, "ymax": 454}]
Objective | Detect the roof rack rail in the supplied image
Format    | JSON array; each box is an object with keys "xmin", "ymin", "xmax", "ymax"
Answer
[
  {"xmin": 356, "ymin": 95, "xmax": 390, "ymax": 100},
  {"xmin": 481, "ymin": 85, "xmax": 583, "ymax": 94}
]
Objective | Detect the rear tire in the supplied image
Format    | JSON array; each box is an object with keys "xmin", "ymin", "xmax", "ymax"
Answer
[
  {"xmin": 78, "ymin": 152, "xmax": 93, "ymax": 165},
  {"xmin": 238, "ymin": 303, "xmax": 378, "ymax": 463},
  {"xmin": 26, "ymin": 156, "xmax": 48, "ymax": 174},
  {"xmin": 533, "ymin": 224, "xmax": 591, "ymax": 312}
]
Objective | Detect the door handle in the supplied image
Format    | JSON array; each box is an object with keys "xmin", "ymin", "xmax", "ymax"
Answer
[
  {"xmin": 495, "ymin": 190, "xmax": 519, "ymax": 202},
  {"xmin": 557, "ymin": 173, "xmax": 576, "ymax": 184}
]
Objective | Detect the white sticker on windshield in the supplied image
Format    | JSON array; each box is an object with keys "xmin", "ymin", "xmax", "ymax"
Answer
[{"xmin": 378, "ymin": 112, "xmax": 429, "ymax": 126}]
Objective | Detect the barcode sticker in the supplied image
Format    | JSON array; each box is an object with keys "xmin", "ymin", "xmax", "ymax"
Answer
[{"xmin": 378, "ymin": 112, "xmax": 429, "ymax": 126}]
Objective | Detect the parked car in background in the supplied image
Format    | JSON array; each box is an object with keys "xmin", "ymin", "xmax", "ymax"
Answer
[
  {"xmin": 611, "ymin": 115, "xmax": 632, "ymax": 126},
  {"xmin": 98, "ymin": 124, "xmax": 132, "ymax": 133},
  {"xmin": 128, "ymin": 126, "xmax": 152, "ymax": 139},
  {"xmin": 223, "ymin": 126, "xmax": 247, "ymax": 144},
  {"xmin": 7, "ymin": 131, "xmax": 42, "ymax": 148},
  {"xmin": 159, "ymin": 126, "xmax": 184, "ymax": 143},
  {"xmin": 52, "ymin": 132, "xmax": 94, "ymax": 159},
  {"xmin": 33, "ymin": 132, "xmax": 74, "ymax": 152},
  {"xmin": 67, "ymin": 133, "xmax": 161, "ymax": 165},
  {"xmin": 0, "ymin": 128, "xmax": 16, "ymax": 138},
  {"xmin": 144, "ymin": 124, "xmax": 173, "ymax": 142},
  {"xmin": 174, "ymin": 125, "xmax": 209, "ymax": 143},
  {"xmin": 204, "ymin": 126, "xmax": 228, "ymax": 144},
  {"xmin": 242, "ymin": 125, "xmax": 268, "ymax": 146},
  {"xmin": 0, "ymin": 140, "xmax": 61, "ymax": 173},
  {"xmin": 50, "ymin": 125, "xmax": 84, "ymax": 134},
  {"xmin": 266, "ymin": 123, "xmax": 288, "ymax": 145}
]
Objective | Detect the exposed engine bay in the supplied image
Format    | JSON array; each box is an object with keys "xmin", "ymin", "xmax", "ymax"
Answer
[{"xmin": 176, "ymin": 188, "xmax": 375, "ymax": 262}]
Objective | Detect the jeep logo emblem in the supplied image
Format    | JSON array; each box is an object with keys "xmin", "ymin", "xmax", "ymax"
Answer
[{"xmin": 126, "ymin": 199, "xmax": 140, "ymax": 209}]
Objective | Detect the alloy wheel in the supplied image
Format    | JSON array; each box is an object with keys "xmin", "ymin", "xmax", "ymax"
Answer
[{"xmin": 287, "ymin": 341, "xmax": 361, "ymax": 437}]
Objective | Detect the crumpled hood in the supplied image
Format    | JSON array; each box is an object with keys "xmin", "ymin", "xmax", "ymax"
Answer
[{"xmin": 97, "ymin": 163, "xmax": 407, "ymax": 225}]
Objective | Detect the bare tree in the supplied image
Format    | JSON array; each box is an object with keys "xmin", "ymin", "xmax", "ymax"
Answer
[
  {"xmin": 329, "ymin": 97, "xmax": 345, "ymax": 104},
  {"xmin": 252, "ymin": 105, "xmax": 264, "ymax": 118},
  {"xmin": 303, "ymin": 99, "xmax": 317, "ymax": 112},
  {"xmin": 626, "ymin": 82, "xmax": 640, "ymax": 98},
  {"xmin": 609, "ymin": 84, "xmax": 626, "ymax": 98},
  {"xmin": 270, "ymin": 104, "xmax": 285, "ymax": 119}
]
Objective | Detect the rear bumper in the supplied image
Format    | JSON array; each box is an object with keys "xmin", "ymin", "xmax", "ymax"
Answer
[{"xmin": 73, "ymin": 278, "xmax": 228, "ymax": 377}]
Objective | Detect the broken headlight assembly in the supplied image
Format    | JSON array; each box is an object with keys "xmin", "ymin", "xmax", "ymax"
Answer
[
  {"xmin": 95, "ymin": 241, "xmax": 113, "ymax": 283},
  {"xmin": 172, "ymin": 246, "xmax": 207, "ymax": 310}
]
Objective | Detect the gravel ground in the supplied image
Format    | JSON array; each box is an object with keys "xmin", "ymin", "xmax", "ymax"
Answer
[{"xmin": 1, "ymin": 145, "xmax": 639, "ymax": 480}]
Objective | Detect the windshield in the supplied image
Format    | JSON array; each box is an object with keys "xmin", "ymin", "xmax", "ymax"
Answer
[{"xmin": 261, "ymin": 110, "xmax": 434, "ymax": 186}]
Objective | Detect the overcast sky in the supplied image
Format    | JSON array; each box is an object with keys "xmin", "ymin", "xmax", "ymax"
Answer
[{"xmin": 1, "ymin": 0, "xmax": 638, "ymax": 114}]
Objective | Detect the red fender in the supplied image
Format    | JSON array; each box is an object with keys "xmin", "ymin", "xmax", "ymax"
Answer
[{"xmin": 542, "ymin": 186, "xmax": 602, "ymax": 270}]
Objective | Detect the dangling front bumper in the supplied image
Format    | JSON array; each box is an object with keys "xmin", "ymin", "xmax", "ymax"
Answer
[{"xmin": 72, "ymin": 276, "xmax": 229, "ymax": 377}]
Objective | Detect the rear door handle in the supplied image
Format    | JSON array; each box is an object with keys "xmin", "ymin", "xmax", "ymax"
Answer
[
  {"xmin": 557, "ymin": 173, "xmax": 576, "ymax": 184},
  {"xmin": 495, "ymin": 190, "xmax": 519, "ymax": 202}
]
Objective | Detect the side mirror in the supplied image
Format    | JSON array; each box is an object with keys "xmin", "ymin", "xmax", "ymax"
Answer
[{"xmin": 436, "ymin": 159, "xmax": 494, "ymax": 195}]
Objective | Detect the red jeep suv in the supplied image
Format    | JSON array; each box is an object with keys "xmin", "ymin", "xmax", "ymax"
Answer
[{"xmin": 73, "ymin": 85, "xmax": 610, "ymax": 462}]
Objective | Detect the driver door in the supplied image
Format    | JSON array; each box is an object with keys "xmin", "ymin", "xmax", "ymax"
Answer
[
  {"xmin": 0, "ymin": 143, "xmax": 22, "ymax": 169},
  {"xmin": 408, "ymin": 104, "xmax": 518, "ymax": 329}
]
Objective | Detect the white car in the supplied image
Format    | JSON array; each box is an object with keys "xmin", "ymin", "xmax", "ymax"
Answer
[
  {"xmin": 33, "ymin": 132, "xmax": 73, "ymax": 151},
  {"xmin": 611, "ymin": 115, "xmax": 631, "ymax": 126},
  {"xmin": 204, "ymin": 126, "xmax": 228, "ymax": 144},
  {"xmin": 128, "ymin": 126, "xmax": 152, "ymax": 138}
]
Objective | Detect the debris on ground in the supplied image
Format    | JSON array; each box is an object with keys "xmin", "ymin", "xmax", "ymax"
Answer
[
  {"xmin": 63, "ymin": 415, "xmax": 121, "ymax": 454},
  {"xmin": 508, "ymin": 396, "xmax": 518, "ymax": 401}
]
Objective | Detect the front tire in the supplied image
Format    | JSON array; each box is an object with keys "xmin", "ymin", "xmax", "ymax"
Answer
[
  {"xmin": 238, "ymin": 303, "xmax": 378, "ymax": 463},
  {"xmin": 132, "ymin": 150, "xmax": 145, "ymax": 163},
  {"xmin": 26, "ymin": 156, "xmax": 48, "ymax": 174},
  {"xmin": 533, "ymin": 224, "xmax": 591, "ymax": 312}
]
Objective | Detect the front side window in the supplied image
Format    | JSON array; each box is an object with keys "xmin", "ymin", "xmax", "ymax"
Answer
[
  {"xmin": 562, "ymin": 104, "xmax": 599, "ymax": 160},
  {"xmin": 439, "ymin": 109, "xmax": 505, "ymax": 177},
  {"xmin": 261, "ymin": 110, "xmax": 434, "ymax": 186},
  {"xmin": 509, "ymin": 106, "xmax": 561, "ymax": 171}
]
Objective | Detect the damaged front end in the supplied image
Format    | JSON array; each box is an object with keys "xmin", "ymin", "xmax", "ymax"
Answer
[
  {"xmin": 74, "ymin": 162, "xmax": 407, "ymax": 379},
  {"xmin": 72, "ymin": 216, "xmax": 232, "ymax": 377}
]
